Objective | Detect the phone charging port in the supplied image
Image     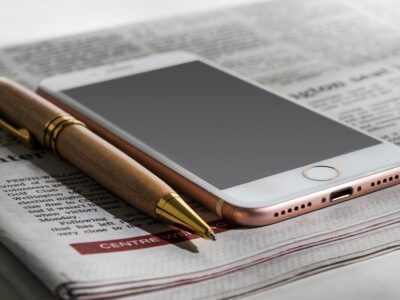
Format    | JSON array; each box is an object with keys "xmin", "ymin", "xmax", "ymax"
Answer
[{"xmin": 330, "ymin": 187, "xmax": 353, "ymax": 202}]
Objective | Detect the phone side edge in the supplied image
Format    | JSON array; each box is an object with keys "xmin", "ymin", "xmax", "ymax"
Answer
[{"xmin": 221, "ymin": 167, "xmax": 400, "ymax": 226}]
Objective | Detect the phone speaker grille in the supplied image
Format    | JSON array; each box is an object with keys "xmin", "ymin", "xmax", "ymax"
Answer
[
  {"xmin": 273, "ymin": 201, "xmax": 312, "ymax": 218},
  {"xmin": 370, "ymin": 174, "xmax": 399, "ymax": 187}
]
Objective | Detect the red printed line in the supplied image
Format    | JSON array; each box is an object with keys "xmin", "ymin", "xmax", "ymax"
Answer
[{"xmin": 70, "ymin": 220, "xmax": 233, "ymax": 255}]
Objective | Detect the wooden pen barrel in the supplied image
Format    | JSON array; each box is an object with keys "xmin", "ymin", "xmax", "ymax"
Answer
[
  {"xmin": 58, "ymin": 125, "xmax": 170, "ymax": 217},
  {"xmin": 0, "ymin": 77, "xmax": 170, "ymax": 217}
]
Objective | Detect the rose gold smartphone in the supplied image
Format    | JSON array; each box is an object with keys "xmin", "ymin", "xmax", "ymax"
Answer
[{"xmin": 38, "ymin": 52, "xmax": 400, "ymax": 226}]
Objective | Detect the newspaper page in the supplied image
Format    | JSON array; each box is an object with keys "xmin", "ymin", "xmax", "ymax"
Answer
[
  {"xmin": 286, "ymin": 59, "xmax": 400, "ymax": 145},
  {"xmin": 1, "ymin": 0, "xmax": 400, "ymax": 299}
]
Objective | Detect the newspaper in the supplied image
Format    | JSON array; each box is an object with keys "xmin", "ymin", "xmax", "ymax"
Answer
[{"xmin": 0, "ymin": 0, "xmax": 400, "ymax": 299}]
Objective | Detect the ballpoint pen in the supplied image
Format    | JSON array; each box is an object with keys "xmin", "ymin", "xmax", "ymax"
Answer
[{"xmin": 0, "ymin": 77, "xmax": 216, "ymax": 240}]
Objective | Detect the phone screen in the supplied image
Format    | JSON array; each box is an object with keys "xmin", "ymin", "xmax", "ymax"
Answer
[{"xmin": 61, "ymin": 61, "xmax": 379, "ymax": 189}]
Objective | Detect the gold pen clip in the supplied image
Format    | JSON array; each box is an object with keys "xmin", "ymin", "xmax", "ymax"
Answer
[{"xmin": 0, "ymin": 117, "xmax": 36, "ymax": 148}]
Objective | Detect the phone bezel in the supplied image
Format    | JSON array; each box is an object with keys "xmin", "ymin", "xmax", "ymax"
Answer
[{"xmin": 39, "ymin": 51, "xmax": 400, "ymax": 209}]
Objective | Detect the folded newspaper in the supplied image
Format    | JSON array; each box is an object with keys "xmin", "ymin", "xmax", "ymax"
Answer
[{"xmin": 1, "ymin": 0, "xmax": 400, "ymax": 299}]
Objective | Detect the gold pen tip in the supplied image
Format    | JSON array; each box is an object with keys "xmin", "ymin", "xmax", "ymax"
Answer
[
  {"xmin": 206, "ymin": 231, "xmax": 217, "ymax": 241},
  {"xmin": 156, "ymin": 192, "xmax": 217, "ymax": 241}
]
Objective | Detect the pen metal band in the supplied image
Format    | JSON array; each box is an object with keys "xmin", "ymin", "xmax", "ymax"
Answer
[{"xmin": 43, "ymin": 114, "xmax": 86, "ymax": 155}]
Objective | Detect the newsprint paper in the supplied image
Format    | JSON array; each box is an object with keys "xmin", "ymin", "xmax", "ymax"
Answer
[{"xmin": 1, "ymin": 0, "xmax": 400, "ymax": 299}]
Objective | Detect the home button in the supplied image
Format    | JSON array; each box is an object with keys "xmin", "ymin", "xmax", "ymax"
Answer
[{"xmin": 302, "ymin": 165, "xmax": 340, "ymax": 181}]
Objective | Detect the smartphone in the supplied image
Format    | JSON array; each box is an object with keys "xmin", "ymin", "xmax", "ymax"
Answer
[{"xmin": 38, "ymin": 51, "xmax": 400, "ymax": 226}]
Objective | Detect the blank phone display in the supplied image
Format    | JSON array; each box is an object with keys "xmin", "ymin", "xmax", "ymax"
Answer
[{"xmin": 62, "ymin": 61, "xmax": 379, "ymax": 189}]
